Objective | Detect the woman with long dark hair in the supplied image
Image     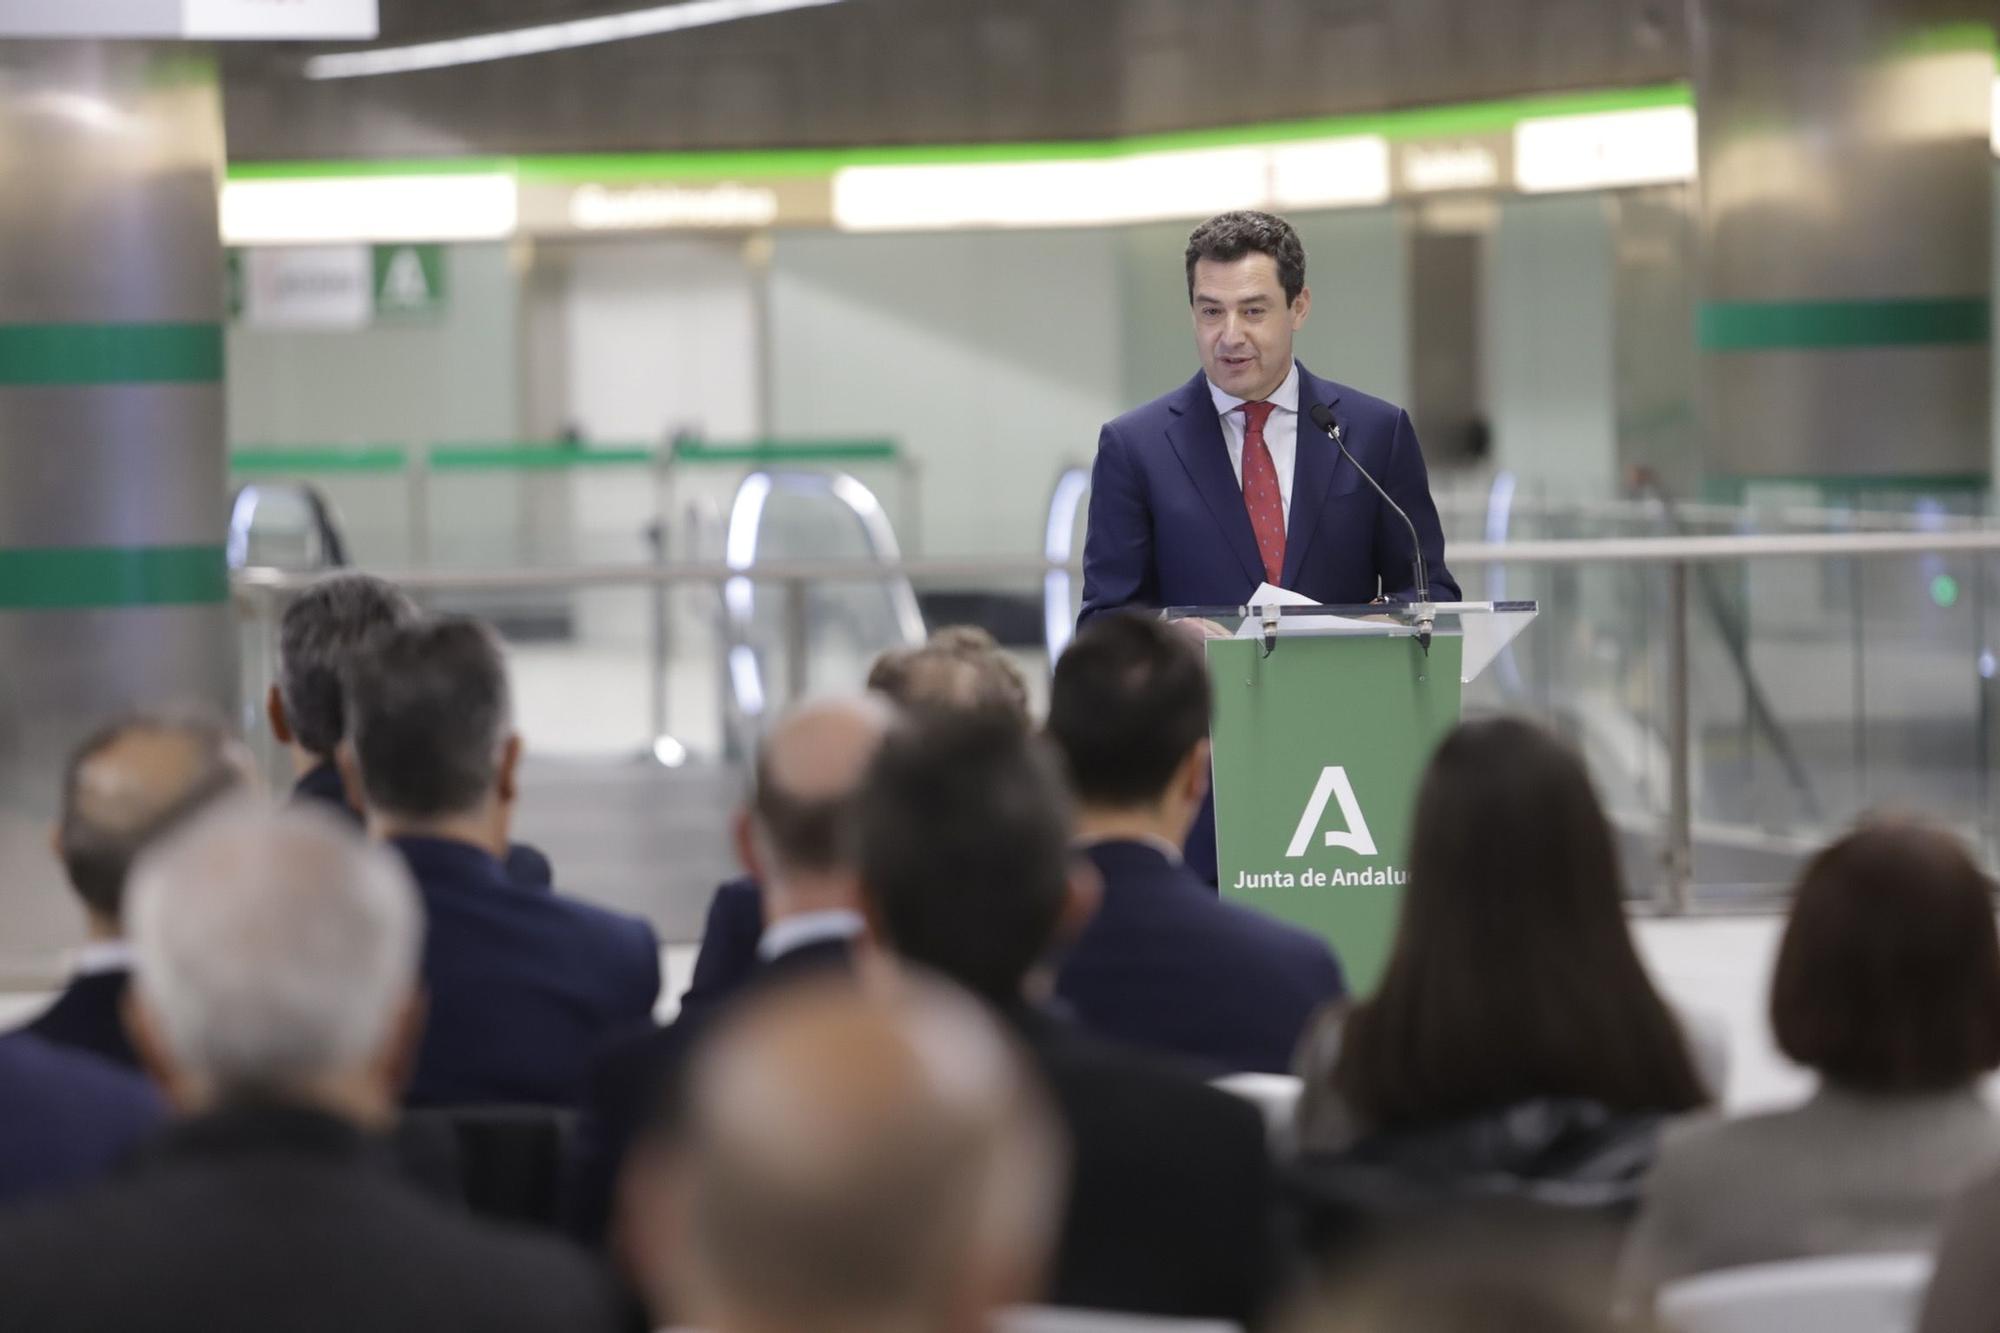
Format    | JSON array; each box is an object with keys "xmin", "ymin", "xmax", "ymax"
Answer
[{"xmin": 1297, "ymin": 715, "xmax": 1709, "ymax": 1152}]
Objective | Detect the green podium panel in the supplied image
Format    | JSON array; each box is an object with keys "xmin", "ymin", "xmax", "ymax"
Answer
[{"xmin": 1206, "ymin": 631, "xmax": 1463, "ymax": 994}]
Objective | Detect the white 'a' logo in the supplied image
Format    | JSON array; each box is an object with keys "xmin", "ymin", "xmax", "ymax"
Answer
[{"xmin": 1285, "ymin": 766, "xmax": 1378, "ymax": 858}]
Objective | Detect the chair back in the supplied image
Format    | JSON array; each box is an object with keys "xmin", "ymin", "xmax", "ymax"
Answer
[{"xmin": 1656, "ymin": 1253, "xmax": 1934, "ymax": 1333}]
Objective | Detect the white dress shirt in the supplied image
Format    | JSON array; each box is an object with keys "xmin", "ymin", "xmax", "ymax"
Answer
[
  {"xmin": 756, "ymin": 909, "xmax": 864, "ymax": 962},
  {"xmin": 1207, "ymin": 361, "xmax": 1301, "ymax": 533}
]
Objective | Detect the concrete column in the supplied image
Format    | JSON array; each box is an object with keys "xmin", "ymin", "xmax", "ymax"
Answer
[
  {"xmin": 0, "ymin": 43, "xmax": 232, "ymax": 978},
  {"xmin": 1690, "ymin": 4, "xmax": 1992, "ymax": 482}
]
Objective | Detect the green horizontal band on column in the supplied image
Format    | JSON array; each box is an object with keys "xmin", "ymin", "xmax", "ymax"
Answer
[
  {"xmin": 0, "ymin": 323, "xmax": 223, "ymax": 386},
  {"xmin": 1698, "ymin": 299, "xmax": 1990, "ymax": 351},
  {"xmin": 0, "ymin": 545, "xmax": 227, "ymax": 609}
]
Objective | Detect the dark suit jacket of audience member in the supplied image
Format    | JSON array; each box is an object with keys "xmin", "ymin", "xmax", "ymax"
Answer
[
  {"xmin": 1058, "ymin": 839, "xmax": 1347, "ymax": 1075},
  {"xmin": 1007, "ymin": 1004, "xmax": 1281, "ymax": 1325},
  {"xmin": 0, "ymin": 1032, "xmax": 163, "ymax": 1208},
  {"xmin": 0, "ymin": 1102, "xmax": 623, "ymax": 1333},
  {"xmin": 569, "ymin": 934, "xmax": 855, "ymax": 1245},
  {"xmin": 292, "ymin": 762, "xmax": 556, "ymax": 889},
  {"xmin": 675, "ymin": 876, "xmax": 765, "ymax": 1019},
  {"xmin": 22, "ymin": 969, "xmax": 138, "ymax": 1070},
  {"xmin": 393, "ymin": 836, "xmax": 660, "ymax": 1108}
]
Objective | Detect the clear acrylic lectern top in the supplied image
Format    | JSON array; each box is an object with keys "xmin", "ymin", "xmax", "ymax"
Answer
[{"xmin": 1162, "ymin": 601, "xmax": 1539, "ymax": 686}]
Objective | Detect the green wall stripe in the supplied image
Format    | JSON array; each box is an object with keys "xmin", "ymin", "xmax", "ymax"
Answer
[
  {"xmin": 0, "ymin": 545, "xmax": 227, "ymax": 610},
  {"xmin": 672, "ymin": 440, "xmax": 898, "ymax": 465},
  {"xmin": 226, "ymin": 82, "xmax": 1693, "ymax": 185},
  {"xmin": 0, "ymin": 324, "xmax": 223, "ymax": 386},
  {"xmin": 427, "ymin": 445, "xmax": 654, "ymax": 470},
  {"xmin": 231, "ymin": 447, "xmax": 409, "ymax": 474},
  {"xmin": 1698, "ymin": 299, "xmax": 1990, "ymax": 351}
]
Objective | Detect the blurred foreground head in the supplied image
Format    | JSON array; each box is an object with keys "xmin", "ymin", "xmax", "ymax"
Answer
[
  {"xmin": 126, "ymin": 806, "xmax": 423, "ymax": 1124},
  {"xmin": 626, "ymin": 974, "xmax": 1065, "ymax": 1333},
  {"xmin": 57, "ymin": 711, "xmax": 260, "ymax": 931}
]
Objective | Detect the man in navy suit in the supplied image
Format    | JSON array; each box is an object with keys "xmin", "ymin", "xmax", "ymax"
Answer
[
  {"xmin": 1049, "ymin": 614, "xmax": 1346, "ymax": 1075},
  {"xmin": 570, "ymin": 694, "xmax": 892, "ymax": 1246},
  {"xmin": 343, "ymin": 615, "xmax": 660, "ymax": 1108},
  {"xmin": 1081, "ymin": 209, "xmax": 1457, "ymax": 622},
  {"xmin": 272, "ymin": 572, "xmax": 554, "ymax": 889},
  {"xmin": 20, "ymin": 714, "xmax": 256, "ymax": 1070},
  {"xmin": 1080, "ymin": 212, "xmax": 1458, "ymax": 883}
]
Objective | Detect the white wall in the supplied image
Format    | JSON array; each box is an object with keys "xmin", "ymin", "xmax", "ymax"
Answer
[
  {"xmin": 553, "ymin": 236, "xmax": 763, "ymax": 446},
  {"xmin": 227, "ymin": 242, "xmax": 524, "ymax": 448},
  {"xmin": 1484, "ymin": 194, "xmax": 1619, "ymax": 492},
  {"xmin": 768, "ymin": 228, "xmax": 1127, "ymax": 557}
]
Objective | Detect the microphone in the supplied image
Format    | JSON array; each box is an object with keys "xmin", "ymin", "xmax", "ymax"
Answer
[{"xmin": 1308, "ymin": 402, "xmax": 1434, "ymax": 655}]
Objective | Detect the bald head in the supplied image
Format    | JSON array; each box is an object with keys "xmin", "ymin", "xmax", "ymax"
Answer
[
  {"xmin": 628, "ymin": 976, "xmax": 1064, "ymax": 1333},
  {"xmin": 58, "ymin": 715, "xmax": 262, "ymax": 927},
  {"xmin": 747, "ymin": 695, "xmax": 896, "ymax": 900}
]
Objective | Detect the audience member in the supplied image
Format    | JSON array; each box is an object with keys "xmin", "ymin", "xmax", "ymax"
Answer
[
  {"xmin": 574, "ymin": 694, "xmax": 895, "ymax": 1243},
  {"xmin": 678, "ymin": 625, "xmax": 1030, "ymax": 1020},
  {"xmin": 0, "ymin": 1030, "xmax": 162, "ymax": 1209},
  {"xmin": 622, "ymin": 974, "xmax": 1065, "ymax": 1333},
  {"xmin": 1622, "ymin": 818, "xmax": 2000, "ymax": 1307},
  {"xmin": 1291, "ymin": 717, "xmax": 1707, "ymax": 1283},
  {"xmin": 21, "ymin": 713, "xmax": 256, "ymax": 1068},
  {"xmin": 1048, "ymin": 613, "xmax": 1345, "ymax": 1074},
  {"xmin": 272, "ymin": 572, "xmax": 553, "ymax": 887},
  {"xmin": 858, "ymin": 710, "xmax": 1280, "ymax": 1324},
  {"xmin": 0, "ymin": 807, "xmax": 621, "ymax": 1332},
  {"xmin": 343, "ymin": 615, "xmax": 660, "ymax": 1107}
]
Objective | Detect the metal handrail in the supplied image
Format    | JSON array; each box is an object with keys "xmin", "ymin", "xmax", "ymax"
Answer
[
  {"xmin": 231, "ymin": 527, "xmax": 2000, "ymax": 914},
  {"xmin": 228, "ymin": 527, "xmax": 2000, "ymax": 596}
]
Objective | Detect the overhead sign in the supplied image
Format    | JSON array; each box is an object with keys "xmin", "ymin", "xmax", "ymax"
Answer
[
  {"xmin": 233, "ymin": 244, "xmax": 445, "ymax": 329},
  {"xmin": 0, "ymin": 0, "xmax": 376, "ymax": 38}
]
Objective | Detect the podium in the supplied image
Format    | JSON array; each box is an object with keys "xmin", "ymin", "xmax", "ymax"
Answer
[{"xmin": 1167, "ymin": 601, "xmax": 1538, "ymax": 994}]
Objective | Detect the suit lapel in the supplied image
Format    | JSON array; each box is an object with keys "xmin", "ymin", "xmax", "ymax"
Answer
[
  {"xmin": 1166, "ymin": 373, "xmax": 1265, "ymax": 588},
  {"xmin": 1282, "ymin": 366, "xmax": 1346, "ymax": 589}
]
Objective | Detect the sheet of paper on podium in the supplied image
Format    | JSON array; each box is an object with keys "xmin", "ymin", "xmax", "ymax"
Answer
[{"xmin": 1231, "ymin": 584, "xmax": 1382, "ymax": 637}]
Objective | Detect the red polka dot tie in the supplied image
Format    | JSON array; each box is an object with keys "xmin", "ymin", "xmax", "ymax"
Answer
[{"xmin": 1238, "ymin": 400, "xmax": 1285, "ymax": 583}]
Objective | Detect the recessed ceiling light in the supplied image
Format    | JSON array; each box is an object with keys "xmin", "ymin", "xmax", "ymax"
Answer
[{"xmin": 304, "ymin": 0, "xmax": 846, "ymax": 80}]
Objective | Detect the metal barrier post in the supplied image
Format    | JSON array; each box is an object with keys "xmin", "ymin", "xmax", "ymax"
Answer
[
  {"xmin": 408, "ymin": 449, "xmax": 432, "ymax": 572},
  {"xmin": 1665, "ymin": 560, "xmax": 1694, "ymax": 915}
]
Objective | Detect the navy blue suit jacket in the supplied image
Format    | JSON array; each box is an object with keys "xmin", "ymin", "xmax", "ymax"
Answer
[
  {"xmin": 293, "ymin": 764, "xmax": 555, "ymax": 889},
  {"xmin": 1056, "ymin": 840, "xmax": 1347, "ymax": 1075},
  {"xmin": 1080, "ymin": 364, "xmax": 1458, "ymax": 623},
  {"xmin": 22, "ymin": 970, "xmax": 137, "ymax": 1072},
  {"xmin": 678, "ymin": 877, "xmax": 765, "ymax": 1020},
  {"xmin": 391, "ymin": 837, "xmax": 661, "ymax": 1109},
  {"xmin": 0, "ymin": 1033, "xmax": 163, "ymax": 1207}
]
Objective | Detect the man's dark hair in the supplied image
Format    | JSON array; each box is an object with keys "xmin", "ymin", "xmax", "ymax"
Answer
[
  {"xmin": 1048, "ymin": 613, "xmax": 1210, "ymax": 809},
  {"xmin": 1185, "ymin": 210, "xmax": 1307, "ymax": 305},
  {"xmin": 1771, "ymin": 818, "xmax": 2000, "ymax": 1093},
  {"xmin": 58, "ymin": 713, "xmax": 251, "ymax": 921},
  {"xmin": 344, "ymin": 615, "xmax": 510, "ymax": 821},
  {"xmin": 858, "ymin": 711, "xmax": 1074, "ymax": 1004},
  {"xmin": 278, "ymin": 573, "xmax": 419, "ymax": 757},
  {"xmin": 1334, "ymin": 717, "xmax": 1708, "ymax": 1126}
]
